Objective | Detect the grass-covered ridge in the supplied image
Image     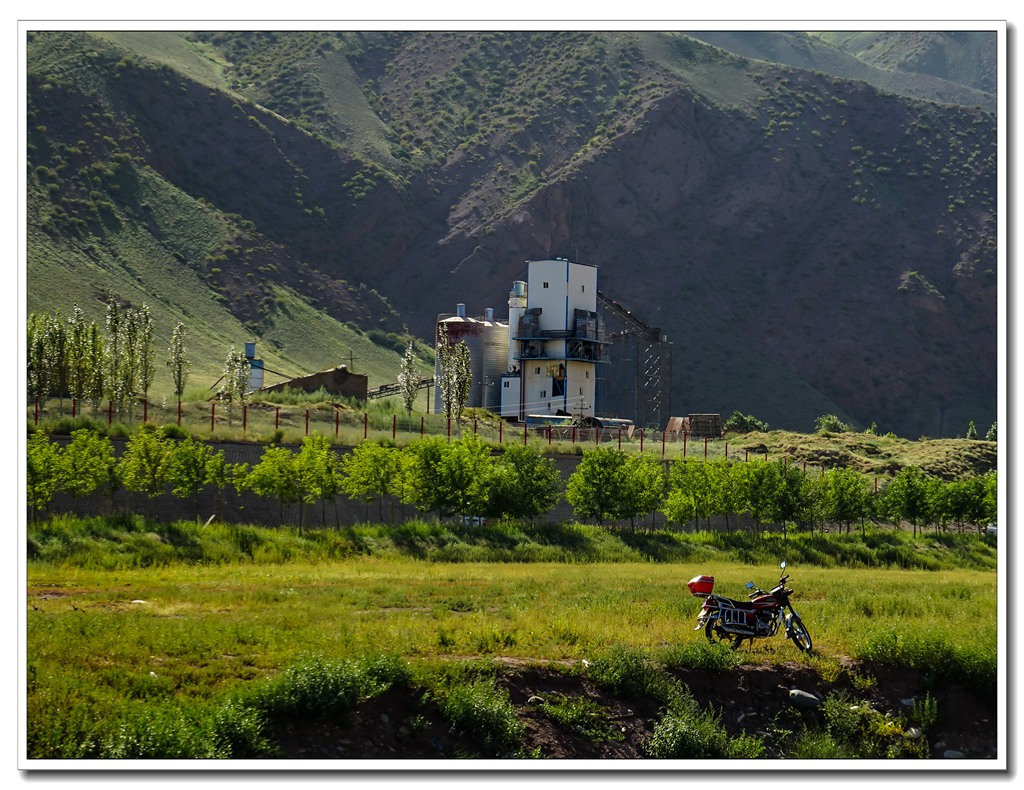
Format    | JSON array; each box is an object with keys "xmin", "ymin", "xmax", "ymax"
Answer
[{"xmin": 27, "ymin": 513, "xmax": 997, "ymax": 572}]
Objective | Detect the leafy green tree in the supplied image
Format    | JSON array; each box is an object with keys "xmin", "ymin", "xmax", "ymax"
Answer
[
  {"xmin": 566, "ymin": 446, "xmax": 627, "ymax": 525},
  {"xmin": 118, "ymin": 304, "xmax": 141, "ymax": 418},
  {"xmin": 27, "ymin": 312, "xmax": 50, "ymax": 401},
  {"xmin": 295, "ymin": 433, "xmax": 342, "ymax": 526},
  {"xmin": 166, "ymin": 436, "xmax": 215, "ymax": 519},
  {"xmin": 242, "ymin": 445, "xmax": 301, "ymax": 524},
  {"xmin": 435, "ymin": 324, "xmax": 473, "ymax": 424},
  {"xmin": 965, "ymin": 420, "xmax": 978, "ymax": 440},
  {"xmin": 402, "ymin": 434, "xmax": 492, "ymax": 519},
  {"xmin": 218, "ymin": 347, "xmax": 252, "ymax": 425},
  {"xmin": 736, "ymin": 459, "xmax": 780, "ymax": 530},
  {"xmin": 982, "ymin": 471, "xmax": 997, "ymax": 528},
  {"xmin": 723, "ymin": 411, "xmax": 768, "ymax": 433},
  {"xmin": 985, "ymin": 422, "xmax": 997, "ymax": 442},
  {"xmin": 104, "ymin": 297, "xmax": 130, "ymax": 416},
  {"xmin": 814, "ymin": 413, "xmax": 854, "ymax": 434},
  {"xmin": 485, "ymin": 443, "xmax": 562, "ymax": 521},
  {"xmin": 452, "ymin": 342, "xmax": 472, "ymax": 423},
  {"xmin": 204, "ymin": 449, "xmax": 235, "ymax": 523},
  {"xmin": 773, "ymin": 460, "xmax": 810, "ymax": 538},
  {"xmin": 618, "ymin": 453, "xmax": 666, "ymax": 530},
  {"xmin": 663, "ymin": 457, "xmax": 713, "ymax": 529},
  {"xmin": 397, "ymin": 340, "xmax": 419, "ymax": 416},
  {"xmin": 119, "ymin": 426, "xmax": 173, "ymax": 499},
  {"xmin": 57, "ymin": 428, "xmax": 119, "ymax": 506},
  {"xmin": 86, "ymin": 322, "xmax": 105, "ymax": 414},
  {"xmin": 818, "ymin": 467, "xmax": 873, "ymax": 535},
  {"xmin": 134, "ymin": 304, "xmax": 156, "ymax": 402},
  {"xmin": 65, "ymin": 306, "xmax": 91, "ymax": 406},
  {"xmin": 168, "ymin": 321, "xmax": 190, "ymax": 400},
  {"xmin": 29, "ymin": 310, "xmax": 71, "ymax": 409},
  {"xmin": 27, "ymin": 431, "xmax": 59, "ymax": 521},
  {"xmin": 340, "ymin": 440, "xmax": 404, "ymax": 522},
  {"xmin": 882, "ymin": 465, "xmax": 932, "ymax": 537},
  {"xmin": 708, "ymin": 458, "xmax": 745, "ymax": 532},
  {"xmin": 567, "ymin": 447, "xmax": 664, "ymax": 528}
]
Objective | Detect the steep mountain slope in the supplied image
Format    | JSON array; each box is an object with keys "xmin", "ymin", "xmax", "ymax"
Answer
[
  {"xmin": 684, "ymin": 30, "xmax": 996, "ymax": 111},
  {"xmin": 24, "ymin": 29, "xmax": 998, "ymax": 436}
]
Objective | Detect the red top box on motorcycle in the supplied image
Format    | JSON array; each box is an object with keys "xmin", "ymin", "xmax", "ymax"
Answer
[{"xmin": 687, "ymin": 575, "xmax": 714, "ymax": 597}]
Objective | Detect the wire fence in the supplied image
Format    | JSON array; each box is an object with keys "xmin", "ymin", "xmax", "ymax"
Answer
[{"xmin": 29, "ymin": 395, "xmax": 840, "ymax": 474}]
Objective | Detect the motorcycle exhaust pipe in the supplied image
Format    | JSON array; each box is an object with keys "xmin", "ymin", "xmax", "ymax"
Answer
[{"xmin": 717, "ymin": 624, "xmax": 755, "ymax": 636}]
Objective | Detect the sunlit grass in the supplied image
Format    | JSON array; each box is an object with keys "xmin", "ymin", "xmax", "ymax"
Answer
[{"xmin": 26, "ymin": 555, "xmax": 997, "ymax": 759}]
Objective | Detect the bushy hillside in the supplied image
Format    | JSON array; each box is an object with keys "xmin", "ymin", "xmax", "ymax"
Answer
[{"xmin": 25, "ymin": 29, "xmax": 998, "ymax": 435}]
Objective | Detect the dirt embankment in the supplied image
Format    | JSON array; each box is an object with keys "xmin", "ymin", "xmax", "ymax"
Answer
[{"xmin": 269, "ymin": 657, "xmax": 998, "ymax": 761}]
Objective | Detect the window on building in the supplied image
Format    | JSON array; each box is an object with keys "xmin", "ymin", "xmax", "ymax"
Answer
[
  {"xmin": 543, "ymin": 281, "xmax": 549, "ymax": 288},
  {"xmin": 540, "ymin": 389, "xmax": 547, "ymax": 398},
  {"xmin": 503, "ymin": 381, "xmax": 509, "ymax": 388},
  {"xmin": 535, "ymin": 367, "xmax": 541, "ymax": 374}
]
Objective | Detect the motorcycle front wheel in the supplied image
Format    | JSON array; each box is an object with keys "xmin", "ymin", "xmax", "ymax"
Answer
[
  {"xmin": 788, "ymin": 615, "xmax": 813, "ymax": 652},
  {"xmin": 705, "ymin": 620, "xmax": 744, "ymax": 650}
]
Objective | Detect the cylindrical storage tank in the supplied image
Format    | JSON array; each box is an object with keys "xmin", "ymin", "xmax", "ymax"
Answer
[
  {"xmin": 480, "ymin": 318, "xmax": 509, "ymax": 412},
  {"xmin": 508, "ymin": 281, "xmax": 527, "ymax": 370}
]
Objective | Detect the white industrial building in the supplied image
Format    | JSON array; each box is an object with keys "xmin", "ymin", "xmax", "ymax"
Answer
[{"xmin": 434, "ymin": 258, "xmax": 606, "ymax": 421}]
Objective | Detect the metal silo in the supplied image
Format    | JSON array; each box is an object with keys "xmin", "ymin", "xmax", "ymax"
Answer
[{"xmin": 480, "ymin": 309, "xmax": 509, "ymax": 412}]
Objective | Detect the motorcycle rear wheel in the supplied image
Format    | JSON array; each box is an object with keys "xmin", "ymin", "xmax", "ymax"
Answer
[
  {"xmin": 705, "ymin": 620, "xmax": 744, "ymax": 650},
  {"xmin": 788, "ymin": 615, "xmax": 813, "ymax": 652}
]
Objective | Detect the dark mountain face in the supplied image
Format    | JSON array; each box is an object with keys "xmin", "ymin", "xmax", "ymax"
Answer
[{"xmin": 25, "ymin": 30, "xmax": 998, "ymax": 437}]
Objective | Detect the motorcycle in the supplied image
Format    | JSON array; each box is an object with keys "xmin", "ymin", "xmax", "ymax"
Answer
[{"xmin": 688, "ymin": 562, "xmax": 813, "ymax": 651}]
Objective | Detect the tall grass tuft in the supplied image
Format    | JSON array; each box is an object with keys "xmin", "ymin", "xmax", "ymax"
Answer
[
  {"xmin": 855, "ymin": 627, "xmax": 997, "ymax": 705},
  {"xmin": 435, "ymin": 677, "xmax": 526, "ymax": 757},
  {"xmin": 659, "ymin": 640, "xmax": 741, "ymax": 673},
  {"xmin": 644, "ymin": 690, "xmax": 765, "ymax": 758},
  {"xmin": 242, "ymin": 653, "xmax": 409, "ymax": 720},
  {"xmin": 582, "ymin": 645, "xmax": 683, "ymax": 707}
]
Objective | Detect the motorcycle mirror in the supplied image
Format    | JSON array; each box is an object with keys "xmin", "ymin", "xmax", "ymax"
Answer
[
  {"xmin": 746, "ymin": 581, "xmax": 754, "ymax": 589},
  {"xmin": 780, "ymin": 561, "xmax": 787, "ymax": 570}
]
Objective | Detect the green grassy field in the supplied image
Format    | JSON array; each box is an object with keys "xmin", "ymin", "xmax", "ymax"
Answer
[{"xmin": 26, "ymin": 548, "xmax": 998, "ymax": 758}]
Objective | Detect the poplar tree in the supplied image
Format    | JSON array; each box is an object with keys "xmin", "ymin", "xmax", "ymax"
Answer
[
  {"xmin": 105, "ymin": 297, "xmax": 127, "ymax": 415},
  {"xmin": 397, "ymin": 340, "xmax": 419, "ymax": 416},
  {"xmin": 168, "ymin": 321, "xmax": 190, "ymax": 399},
  {"xmin": 135, "ymin": 303, "xmax": 155, "ymax": 402},
  {"xmin": 66, "ymin": 306, "xmax": 90, "ymax": 406},
  {"xmin": 218, "ymin": 347, "xmax": 251, "ymax": 425}
]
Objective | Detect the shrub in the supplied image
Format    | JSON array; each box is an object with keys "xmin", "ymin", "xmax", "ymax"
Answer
[
  {"xmin": 724, "ymin": 410, "xmax": 769, "ymax": 433},
  {"xmin": 437, "ymin": 678, "xmax": 525, "ymax": 756},
  {"xmin": 537, "ymin": 694, "xmax": 623, "ymax": 742},
  {"xmin": 244, "ymin": 654, "xmax": 405, "ymax": 720},
  {"xmin": 583, "ymin": 645, "xmax": 682, "ymax": 707},
  {"xmin": 645, "ymin": 691, "xmax": 763, "ymax": 758},
  {"xmin": 815, "ymin": 413, "xmax": 855, "ymax": 433}
]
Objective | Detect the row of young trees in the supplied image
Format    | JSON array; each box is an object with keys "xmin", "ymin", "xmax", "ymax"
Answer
[
  {"xmin": 26, "ymin": 427, "xmax": 562, "ymax": 527},
  {"xmin": 27, "ymin": 428, "xmax": 997, "ymax": 536},
  {"xmin": 28, "ymin": 301, "xmax": 192, "ymax": 417}
]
